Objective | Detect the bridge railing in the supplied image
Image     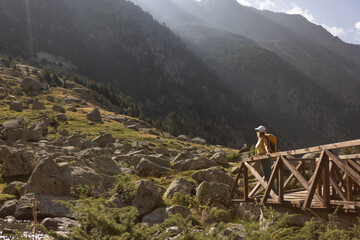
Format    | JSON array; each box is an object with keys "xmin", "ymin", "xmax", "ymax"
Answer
[{"xmin": 229, "ymin": 139, "xmax": 360, "ymax": 209}]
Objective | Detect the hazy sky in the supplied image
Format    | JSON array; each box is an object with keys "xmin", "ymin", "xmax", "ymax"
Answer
[{"xmin": 234, "ymin": 0, "xmax": 360, "ymax": 44}]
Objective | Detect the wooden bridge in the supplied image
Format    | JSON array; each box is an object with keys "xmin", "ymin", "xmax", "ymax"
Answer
[{"xmin": 229, "ymin": 139, "xmax": 360, "ymax": 213}]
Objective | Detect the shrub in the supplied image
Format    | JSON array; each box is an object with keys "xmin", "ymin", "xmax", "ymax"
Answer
[
  {"xmin": 111, "ymin": 172, "xmax": 137, "ymax": 206},
  {"xmin": 164, "ymin": 192, "xmax": 199, "ymax": 210},
  {"xmin": 226, "ymin": 152, "xmax": 241, "ymax": 162}
]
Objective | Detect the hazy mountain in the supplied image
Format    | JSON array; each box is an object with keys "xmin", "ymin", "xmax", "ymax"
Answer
[
  {"xmin": 0, "ymin": 0, "xmax": 267, "ymax": 147},
  {"xmin": 130, "ymin": 0, "xmax": 360, "ymax": 146}
]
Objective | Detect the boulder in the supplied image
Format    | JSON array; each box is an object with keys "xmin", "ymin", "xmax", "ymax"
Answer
[
  {"xmin": 41, "ymin": 217, "xmax": 80, "ymax": 231},
  {"xmin": 0, "ymin": 199, "xmax": 18, "ymax": 218},
  {"xmin": 23, "ymin": 158, "xmax": 72, "ymax": 196},
  {"xmin": 0, "ymin": 145, "xmax": 13, "ymax": 163},
  {"xmin": 87, "ymin": 108, "xmax": 102, "ymax": 122},
  {"xmin": 68, "ymin": 106, "xmax": 77, "ymax": 112},
  {"xmin": 64, "ymin": 97, "xmax": 82, "ymax": 104},
  {"xmin": 209, "ymin": 152, "xmax": 228, "ymax": 165},
  {"xmin": 108, "ymin": 193, "xmax": 124, "ymax": 208},
  {"xmin": 191, "ymin": 137, "xmax": 206, "ymax": 145},
  {"xmin": 191, "ymin": 167, "xmax": 234, "ymax": 187},
  {"xmin": 172, "ymin": 157, "xmax": 215, "ymax": 172},
  {"xmin": 302, "ymin": 152, "xmax": 321, "ymax": 169},
  {"xmin": 142, "ymin": 207, "xmax": 167, "ymax": 225},
  {"xmin": 176, "ymin": 135, "xmax": 188, "ymax": 141},
  {"xmin": 46, "ymin": 95, "xmax": 55, "ymax": 102},
  {"xmin": 6, "ymin": 128, "xmax": 28, "ymax": 142},
  {"xmin": 3, "ymin": 181, "xmax": 25, "ymax": 196},
  {"xmin": 32, "ymin": 101, "xmax": 45, "ymax": 110},
  {"xmin": 59, "ymin": 129, "xmax": 69, "ymax": 136},
  {"xmin": 132, "ymin": 179, "xmax": 164, "ymax": 216},
  {"xmin": 93, "ymin": 156, "xmax": 122, "ymax": 176},
  {"xmin": 53, "ymin": 105, "xmax": 65, "ymax": 113},
  {"xmin": 171, "ymin": 151, "xmax": 195, "ymax": 163},
  {"xmin": 91, "ymin": 132, "xmax": 114, "ymax": 147},
  {"xmin": 24, "ymin": 159, "xmax": 115, "ymax": 196},
  {"xmin": 9, "ymin": 101, "xmax": 23, "ymax": 112},
  {"xmin": 166, "ymin": 205, "xmax": 191, "ymax": 218},
  {"xmin": 163, "ymin": 178, "xmax": 195, "ymax": 199},
  {"xmin": 21, "ymin": 77, "xmax": 43, "ymax": 95},
  {"xmin": 136, "ymin": 158, "xmax": 170, "ymax": 177},
  {"xmin": 195, "ymin": 181, "xmax": 231, "ymax": 205},
  {"xmin": 14, "ymin": 193, "xmax": 74, "ymax": 220},
  {"xmin": 56, "ymin": 113, "xmax": 67, "ymax": 122},
  {"xmin": 1, "ymin": 152, "xmax": 33, "ymax": 177},
  {"xmin": 1, "ymin": 118, "xmax": 24, "ymax": 129},
  {"xmin": 155, "ymin": 147, "xmax": 169, "ymax": 155}
]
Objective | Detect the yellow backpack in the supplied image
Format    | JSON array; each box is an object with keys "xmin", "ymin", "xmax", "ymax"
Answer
[{"xmin": 266, "ymin": 134, "xmax": 277, "ymax": 153}]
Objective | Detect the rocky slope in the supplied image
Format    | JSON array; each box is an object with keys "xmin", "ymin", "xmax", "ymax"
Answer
[{"xmin": 0, "ymin": 60, "xmax": 247, "ymax": 235}]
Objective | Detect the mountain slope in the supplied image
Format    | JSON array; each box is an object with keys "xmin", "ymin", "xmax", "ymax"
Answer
[
  {"xmin": 130, "ymin": 0, "xmax": 360, "ymax": 146},
  {"xmin": 0, "ymin": 0, "xmax": 265, "ymax": 147}
]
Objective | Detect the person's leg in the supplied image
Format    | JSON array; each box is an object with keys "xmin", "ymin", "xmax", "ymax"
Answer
[{"xmin": 261, "ymin": 159, "xmax": 277, "ymax": 194}]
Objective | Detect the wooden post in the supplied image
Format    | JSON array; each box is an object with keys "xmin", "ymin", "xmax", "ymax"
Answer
[
  {"xmin": 322, "ymin": 152, "xmax": 330, "ymax": 208},
  {"xmin": 346, "ymin": 159, "xmax": 353, "ymax": 201},
  {"xmin": 229, "ymin": 164, "xmax": 242, "ymax": 203},
  {"xmin": 243, "ymin": 165, "xmax": 249, "ymax": 201},
  {"xmin": 278, "ymin": 159, "xmax": 284, "ymax": 204}
]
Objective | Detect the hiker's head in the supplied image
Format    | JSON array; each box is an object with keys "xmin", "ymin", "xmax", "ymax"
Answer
[{"xmin": 255, "ymin": 125, "xmax": 266, "ymax": 138}]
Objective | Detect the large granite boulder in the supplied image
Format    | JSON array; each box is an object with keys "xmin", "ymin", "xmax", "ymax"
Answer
[
  {"xmin": 172, "ymin": 157, "xmax": 215, "ymax": 172},
  {"xmin": 21, "ymin": 77, "xmax": 43, "ymax": 96},
  {"xmin": 14, "ymin": 193, "xmax": 74, "ymax": 220},
  {"xmin": 191, "ymin": 167, "xmax": 234, "ymax": 187},
  {"xmin": 91, "ymin": 132, "xmax": 114, "ymax": 147},
  {"xmin": 136, "ymin": 158, "xmax": 170, "ymax": 177},
  {"xmin": 209, "ymin": 152, "xmax": 228, "ymax": 165},
  {"xmin": 1, "ymin": 152, "xmax": 33, "ymax": 177},
  {"xmin": 132, "ymin": 179, "xmax": 164, "ymax": 216},
  {"xmin": 10, "ymin": 101, "xmax": 23, "ymax": 112},
  {"xmin": 87, "ymin": 108, "xmax": 102, "ymax": 122},
  {"xmin": 195, "ymin": 181, "xmax": 231, "ymax": 205},
  {"xmin": 163, "ymin": 178, "xmax": 195, "ymax": 199}
]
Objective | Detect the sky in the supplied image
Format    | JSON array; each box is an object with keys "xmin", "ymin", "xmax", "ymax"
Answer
[{"xmin": 235, "ymin": 0, "xmax": 360, "ymax": 44}]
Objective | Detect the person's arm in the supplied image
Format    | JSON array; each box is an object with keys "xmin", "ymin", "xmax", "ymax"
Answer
[{"xmin": 263, "ymin": 137, "xmax": 270, "ymax": 154}]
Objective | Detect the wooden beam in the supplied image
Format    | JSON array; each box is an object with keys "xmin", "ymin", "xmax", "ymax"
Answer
[
  {"xmin": 282, "ymin": 156, "xmax": 323, "ymax": 204},
  {"xmin": 249, "ymin": 182, "xmax": 262, "ymax": 198},
  {"xmin": 304, "ymin": 151, "xmax": 326, "ymax": 208},
  {"xmin": 348, "ymin": 160, "xmax": 360, "ymax": 174},
  {"xmin": 332, "ymin": 164, "xmax": 347, "ymax": 192},
  {"xmin": 278, "ymin": 158, "xmax": 284, "ymax": 204},
  {"xmin": 323, "ymin": 153, "xmax": 330, "ymax": 208},
  {"xmin": 261, "ymin": 157, "xmax": 281, "ymax": 204},
  {"xmin": 329, "ymin": 174, "xmax": 347, "ymax": 201},
  {"xmin": 244, "ymin": 162, "xmax": 278, "ymax": 201},
  {"xmin": 284, "ymin": 162, "xmax": 303, "ymax": 188},
  {"xmin": 229, "ymin": 165, "xmax": 242, "ymax": 202},
  {"xmin": 326, "ymin": 150, "xmax": 360, "ymax": 186},
  {"xmin": 245, "ymin": 139, "xmax": 360, "ymax": 162},
  {"xmin": 243, "ymin": 165, "xmax": 249, "ymax": 201}
]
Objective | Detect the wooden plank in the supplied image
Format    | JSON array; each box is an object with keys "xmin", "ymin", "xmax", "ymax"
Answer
[
  {"xmin": 304, "ymin": 151, "xmax": 326, "ymax": 208},
  {"xmin": 245, "ymin": 139, "xmax": 360, "ymax": 162},
  {"xmin": 340, "ymin": 154, "xmax": 360, "ymax": 160},
  {"xmin": 243, "ymin": 165, "xmax": 249, "ymax": 201},
  {"xmin": 326, "ymin": 150, "xmax": 360, "ymax": 186},
  {"xmin": 346, "ymin": 160, "xmax": 353, "ymax": 201},
  {"xmin": 261, "ymin": 157, "xmax": 281, "ymax": 204},
  {"xmin": 244, "ymin": 162, "xmax": 278, "ymax": 201},
  {"xmin": 229, "ymin": 165, "xmax": 242, "ymax": 202},
  {"xmin": 284, "ymin": 162, "xmax": 303, "ymax": 188}
]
